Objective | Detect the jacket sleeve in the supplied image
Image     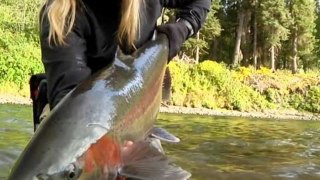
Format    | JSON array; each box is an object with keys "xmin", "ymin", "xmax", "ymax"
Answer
[
  {"xmin": 40, "ymin": 10, "xmax": 91, "ymax": 108},
  {"xmin": 162, "ymin": 0, "xmax": 211, "ymax": 34}
]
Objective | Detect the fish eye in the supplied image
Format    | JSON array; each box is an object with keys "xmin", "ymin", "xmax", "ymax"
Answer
[
  {"xmin": 68, "ymin": 171, "xmax": 76, "ymax": 179},
  {"xmin": 65, "ymin": 163, "xmax": 81, "ymax": 180}
]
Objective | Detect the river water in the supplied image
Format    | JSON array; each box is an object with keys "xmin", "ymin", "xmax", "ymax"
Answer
[{"xmin": 1, "ymin": 104, "xmax": 320, "ymax": 179}]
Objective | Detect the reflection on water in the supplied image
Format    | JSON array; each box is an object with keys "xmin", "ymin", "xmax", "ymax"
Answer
[
  {"xmin": 0, "ymin": 104, "xmax": 32, "ymax": 178},
  {"xmin": 157, "ymin": 114, "xmax": 320, "ymax": 180},
  {"xmin": 1, "ymin": 104, "xmax": 320, "ymax": 179}
]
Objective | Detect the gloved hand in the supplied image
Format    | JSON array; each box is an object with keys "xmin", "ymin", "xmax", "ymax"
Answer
[{"xmin": 156, "ymin": 21, "xmax": 189, "ymax": 61}]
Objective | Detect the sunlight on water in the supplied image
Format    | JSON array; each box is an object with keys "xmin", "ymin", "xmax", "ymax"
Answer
[
  {"xmin": 157, "ymin": 113, "xmax": 320, "ymax": 180},
  {"xmin": 0, "ymin": 104, "xmax": 33, "ymax": 178},
  {"xmin": 1, "ymin": 104, "xmax": 320, "ymax": 179}
]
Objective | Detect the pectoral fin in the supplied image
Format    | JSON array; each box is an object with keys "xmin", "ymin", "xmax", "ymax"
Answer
[
  {"xmin": 150, "ymin": 127, "xmax": 180, "ymax": 143},
  {"xmin": 119, "ymin": 142, "xmax": 191, "ymax": 180},
  {"xmin": 144, "ymin": 137, "xmax": 165, "ymax": 154}
]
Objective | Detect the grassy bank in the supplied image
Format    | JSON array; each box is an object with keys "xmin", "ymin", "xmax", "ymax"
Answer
[
  {"xmin": 168, "ymin": 60, "xmax": 320, "ymax": 113},
  {"xmin": 0, "ymin": 56, "xmax": 319, "ymax": 114}
]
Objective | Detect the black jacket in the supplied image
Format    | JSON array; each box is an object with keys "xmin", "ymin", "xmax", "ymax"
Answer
[{"xmin": 40, "ymin": 0, "xmax": 211, "ymax": 108}]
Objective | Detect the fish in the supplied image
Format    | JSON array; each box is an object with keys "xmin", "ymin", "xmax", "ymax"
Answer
[{"xmin": 8, "ymin": 34, "xmax": 191, "ymax": 180}]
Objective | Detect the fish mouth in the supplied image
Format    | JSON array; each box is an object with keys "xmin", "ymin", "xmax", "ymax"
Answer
[
  {"xmin": 33, "ymin": 162, "xmax": 84, "ymax": 180},
  {"xmin": 29, "ymin": 136, "xmax": 125, "ymax": 180}
]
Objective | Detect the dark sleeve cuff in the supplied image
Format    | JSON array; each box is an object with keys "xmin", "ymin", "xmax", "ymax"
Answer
[
  {"xmin": 163, "ymin": 0, "xmax": 211, "ymax": 33},
  {"xmin": 176, "ymin": 18, "xmax": 194, "ymax": 37}
]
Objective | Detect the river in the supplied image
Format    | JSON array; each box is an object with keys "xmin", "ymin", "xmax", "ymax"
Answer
[{"xmin": 1, "ymin": 104, "xmax": 320, "ymax": 179}]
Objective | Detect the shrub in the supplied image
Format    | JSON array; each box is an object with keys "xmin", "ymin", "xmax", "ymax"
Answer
[
  {"xmin": 0, "ymin": 31, "xmax": 43, "ymax": 89},
  {"xmin": 168, "ymin": 60, "xmax": 272, "ymax": 111},
  {"xmin": 301, "ymin": 86, "xmax": 320, "ymax": 113},
  {"xmin": 0, "ymin": 0, "xmax": 43, "ymax": 96}
]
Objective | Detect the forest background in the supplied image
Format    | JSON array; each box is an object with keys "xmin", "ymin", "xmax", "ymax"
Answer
[{"xmin": 0, "ymin": 0, "xmax": 319, "ymax": 113}]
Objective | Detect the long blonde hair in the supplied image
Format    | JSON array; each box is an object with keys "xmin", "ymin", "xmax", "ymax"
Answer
[{"xmin": 43, "ymin": 0, "xmax": 142, "ymax": 48}]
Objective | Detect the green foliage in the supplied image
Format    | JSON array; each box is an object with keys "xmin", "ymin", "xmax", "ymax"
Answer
[
  {"xmin": 290, "ymin": 86, "xmax": 320, "ymax": 113},
  {"xmin": 260, "ymin": 0, "xmax": 291, "ymax": 47},
  {"xmin": 0, "ymin": 0, "xmax": 43, "ymax": 95},
  {"xmin": 0, "ymin": 0, "xmax": 41, "ymax": 35},
  {"xmin": 304, "ymin": 86, "xmax": 320, "ymax": 112},
  {"xmin": 0, "ymin": 31, "xmax": 43, "ymax": 87},
  {"xmin": 182, "ymin": 38, "xmax": 208, "ymax": 59},
  {"xmin": 168, "ymin": 61, "xmax": 192, "ymax": 106},
  {"xmin": 168, "ymin": 60, "xmax": 320, "ymax": 113},
  {"xmin": 289, "ymin": 0, "xmax": 317, "ymax": 69},
  {"xmin": 177, "ymin": 0, "xmax": 319, "ymax": 71},
  {"xmin": 181, "ymin": 1, "xmax": 221, "ymax": 60},
  {"xmin": 1, "ymin": 0, "xmax": 319, "ymax": 115},
  {"xmin": 0, "ymin": 82, "xmax": 30, "ymax": 97},
  {"xmin": 168, "ymin": 60, "xmax": 272, "ymax": 111}
]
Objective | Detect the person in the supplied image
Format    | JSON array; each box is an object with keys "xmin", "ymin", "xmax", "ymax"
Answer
[{"xmin": 30, "ymin": 0, "xmax": 211, "ymax": 128}]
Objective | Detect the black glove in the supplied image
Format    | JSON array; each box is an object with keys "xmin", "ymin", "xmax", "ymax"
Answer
[{"xmin": 156, "ymin": 21, "xmax": 189, "ymax": 61}]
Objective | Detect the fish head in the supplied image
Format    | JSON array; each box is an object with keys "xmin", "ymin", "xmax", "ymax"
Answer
[
  {"xmin": 22, "ymin": 135, "xmax": 124, "ymax": 180},
  {"xmin": 34, "ymin": 162, "xmax": 83, "ymax": 180}
]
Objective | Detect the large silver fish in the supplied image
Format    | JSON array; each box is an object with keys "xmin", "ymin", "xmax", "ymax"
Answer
[{"xmin": 8, "ymin": 34, "xmax": 190, "ymax": 180}]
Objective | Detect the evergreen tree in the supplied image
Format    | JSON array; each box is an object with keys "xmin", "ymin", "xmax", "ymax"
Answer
[
  {"xmin": 181, "ymin": 1, "xmax": 221, "ymax": 62},
  {"xmin": 213, "ymin": 0, "xmax": 239, "ymax": 64},
  {"xmin": 287, "ymin": 0, "xmax": 317, "ymax": 72},
  {"xmin": 259, "ymin": 0, "xmax": 291, "ymax": 71},
  {"xmin": 291, "ymin": 0, "xmax": 317, "ymax": 73},
  {"xmin": 315, "ymin": 0, "xmax": 320, "ymax": 68}
]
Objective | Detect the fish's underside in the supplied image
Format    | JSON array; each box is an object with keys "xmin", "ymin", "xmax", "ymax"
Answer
[{"xmin": 8, "ymin": 34, "xmax": 191, "ymax": 180}]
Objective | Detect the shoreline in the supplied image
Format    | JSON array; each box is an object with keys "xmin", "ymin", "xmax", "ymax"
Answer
[
  {"xmin": 0, "ymin": 94, "xmax": 32, "ymax": 105},
  {"xmin": 1, "ymin": 94, "xmax": 319, "ymax": 121},
  {"xmin": 159, "ymin": 106, "xmax": 320, "ymax": 121}
]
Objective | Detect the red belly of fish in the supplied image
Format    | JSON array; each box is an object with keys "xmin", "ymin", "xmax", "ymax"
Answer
[{"xmin": 83, "ymin": 136, "xmax": 121, "ymax": 175}]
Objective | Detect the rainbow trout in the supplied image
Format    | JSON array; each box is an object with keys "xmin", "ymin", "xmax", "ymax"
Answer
[{"xmin": 8, "ymin": 34, "xmax": 190, "ymax": 180}]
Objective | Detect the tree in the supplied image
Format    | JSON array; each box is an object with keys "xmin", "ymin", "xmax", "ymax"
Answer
[
  {"xmin": 287, "ymin": 0, "xmax": 317, "ymax": 73},
  {"xmin": 314, "ymin": 0, "xmax": 320, "ymax": 69},
  {"xmin": 181, "ymin": 0, "xmax": 221, "ymax": 62},
  {"xmin": 212, "ymin": 0, "xmax": 239, "ymax": 64},
  {"xmin": 259, "ymin": 0, "xmax": 291, "ymax": 72},
  {"xmin": 232, "ymin": 0, "xmax": 245, "ymax": 67}
]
